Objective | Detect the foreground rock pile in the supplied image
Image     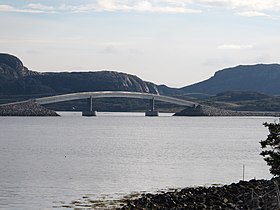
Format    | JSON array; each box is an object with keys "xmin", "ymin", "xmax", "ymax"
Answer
[
  {"xmin": 118, "ymin": 179, "xmax": 280, "ymax": 210},
  {"xmin": 0, "ymin": 101, "xmax": 59, "ymax": 116},
  {"xmin": 174, "ymin": 105, "xmax": 280, "ymax": 117}
]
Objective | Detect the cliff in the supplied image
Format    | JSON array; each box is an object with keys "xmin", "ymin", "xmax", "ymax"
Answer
[{"xmin": 0, "ymin": 53, "xmax": 38, "ymax": 79}]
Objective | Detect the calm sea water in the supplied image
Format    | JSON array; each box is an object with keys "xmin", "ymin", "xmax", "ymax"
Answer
[{"xmin": 0, "ymin": 112, "xmax": 276, "ymax": 209}]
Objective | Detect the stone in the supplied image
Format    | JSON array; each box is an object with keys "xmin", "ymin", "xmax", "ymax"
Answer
[
  {"xmin": 0, "ymin": 101, "xmax": 59, "ymax": 116},
  {"xmin": 118, "ymin": 179, "xmax": 280, "ymax": 210}
]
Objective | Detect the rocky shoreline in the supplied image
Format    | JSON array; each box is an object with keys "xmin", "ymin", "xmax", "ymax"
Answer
[
  {"xmin": 116, "ymin": 179, "xmax": 280, "ymax": 210},
  {"xmin": 174, "ymin": 105, "xmax": 280, "ymax": 117},
  {"xmin": 0, "ymin": 101, "xmax": 59, "ymax": 116}
]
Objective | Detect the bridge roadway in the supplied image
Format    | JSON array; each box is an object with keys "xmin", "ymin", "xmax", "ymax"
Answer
[{"xmin": 34, "ymin": 91, "xmax": 198, "ymax": 116}]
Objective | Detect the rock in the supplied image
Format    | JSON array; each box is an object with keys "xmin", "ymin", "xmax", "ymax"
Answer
[
  {"xmin": 118, "ymin": 179, "xmax": 280, "ymax": 210},
  {"xmin": 173, "ymin": 104, "xmax": 280, "ymax": 117},
  {"xmin": 0, "ymin": 101, "xmax": 59, "ymax": 116},
  {"xmin": 173, "ymin": 105, "xmax": 240, "ymax": 116},
  {"xmin": 0, "ymin": 53, "xmax": 38, "ymax": 79}
]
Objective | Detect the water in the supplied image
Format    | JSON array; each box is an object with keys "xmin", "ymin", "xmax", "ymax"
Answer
[{"xmin": 0, "ymin": 112, "xmax": 276, "ymax": 209}]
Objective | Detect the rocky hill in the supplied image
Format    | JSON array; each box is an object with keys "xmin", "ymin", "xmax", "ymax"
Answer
[
  {"xmin": 0, "ymin": 53, "xmax": 180, "ymax": 97},
  {"xmin": 180, "ymin": 64, "xmax": 280, "ymax": 95},
  {"xmin": 0, "ymin": 53, "xmax": 38, "ymax": 79}
]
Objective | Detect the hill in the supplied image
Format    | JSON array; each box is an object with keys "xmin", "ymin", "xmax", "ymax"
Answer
[
  {"xmin": 0, "ymin": 53, "xmax": 180, "ymax": 98},
  {"xmin": 0, "ymin": 53, "xmax": 38, "ymax": 79},
  {"xmin": 181, "ymin": 64, "xmax": 280, "ymax": 95}
]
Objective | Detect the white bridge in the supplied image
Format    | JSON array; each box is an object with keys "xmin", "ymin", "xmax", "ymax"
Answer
[{"xmin": 35, "ymin": 91, "xmax": 198, "ymax": 116}]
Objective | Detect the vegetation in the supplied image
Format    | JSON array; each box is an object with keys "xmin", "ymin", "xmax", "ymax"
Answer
[
  {"xmin": 260, "ymin": 122, "xmax": 280, "ymax": 176},
  {"xmin": 201, "ymin": 91, "xmax": 280, "ymax": 112}
]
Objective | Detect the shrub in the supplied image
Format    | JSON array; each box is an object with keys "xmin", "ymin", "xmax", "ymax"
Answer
[{"xmin": 260, "ymin": 122, "xmax": 280, "ymax": 176}]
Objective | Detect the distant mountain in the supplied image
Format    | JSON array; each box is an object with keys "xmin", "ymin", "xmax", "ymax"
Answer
[
  {"xmin": 0, "ymin": 53, "xmax": 180, "ymax": 97},
  {"xmin": 180, "ymin": 64, "xmax": 280, "ymax": 95}
]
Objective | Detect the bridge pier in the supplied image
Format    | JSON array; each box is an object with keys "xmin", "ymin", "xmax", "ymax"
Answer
[
  {"xmin": 82, "ymin": 96, "xmax": 97, "ymax": 116},
  {"xmin": 145, "ymin": 98, "xmax": 159, "ymax": 117}
]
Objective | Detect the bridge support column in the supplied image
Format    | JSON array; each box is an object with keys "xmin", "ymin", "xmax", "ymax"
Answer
[
  {"xmin": 145, "ymin": 98, "xmax": 159, "ymax": 117},
  {"xmin": 82, "ymin": 96, "xmax": 97, "ymax": 116}
]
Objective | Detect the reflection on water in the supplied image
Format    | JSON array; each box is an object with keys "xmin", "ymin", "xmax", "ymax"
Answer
[{"xmin": 0, "ymin": 113, "xmax": 275, "ymax": 209}]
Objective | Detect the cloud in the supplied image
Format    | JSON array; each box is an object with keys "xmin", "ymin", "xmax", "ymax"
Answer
[
  {"xmin": 0, "ymin": 4, "xmax": 15, "ymax": 12},
  {"xmin": 165, "ymin": 0, "xmax": 280, "ymax": 16},
  {"xmin": 26, "ymin": 4, "xmax": 55, "ymax": 11},
  {"xmin": 0, "ymin": 4, "xmax": 48, "ymax": 13},
  {"xmin": 189, "ymin": 0, "xmax": 280, "ymax": 11},
  {"xmin": 0, "ymin": 1, "xmax": 201, "ymax": 14},
  {"xmin": 217, "ymin": 44, "xmax": 254, "ymax": 50},
  {"xmin": 97, "ymin": 46, "xmax": 120, "ymax": 54},
  {"xmin": 1, "ymin": 0, "xmax": 280, "ymax": 16},
  {"xmin": 94, "ymin": 0, "xmax": 201, "ymax": 13},
  {"xmin": 236, "ymin": 11, "xmax": 268, "ymax": 17}
]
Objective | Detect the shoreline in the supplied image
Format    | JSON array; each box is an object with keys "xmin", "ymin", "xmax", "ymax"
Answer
[
  {"xmin": 174, "ymin": 105, "xmax": 280, "ymax": 117},
  {"xmin": 115, "ymin": 179, "xmax": 280, "ymax": 210},
  {"xmin": 62, "ymin": 179, "xmax": 280, "ymax": 209}
]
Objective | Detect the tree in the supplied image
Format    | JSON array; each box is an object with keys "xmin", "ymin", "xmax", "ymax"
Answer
[{"xmin": 260, "ymin": 122, "xmax": 280, "ymax": 177}]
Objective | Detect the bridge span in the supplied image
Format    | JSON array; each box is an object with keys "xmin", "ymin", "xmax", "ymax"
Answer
[{"xmin": 34, "ymin": 91, "xmax": 198, "ymax": 116}]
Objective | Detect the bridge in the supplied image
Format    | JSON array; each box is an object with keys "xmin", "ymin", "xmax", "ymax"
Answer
[{"xmin": 35, "ymin": 91, "xmax": 198, "ymax": 116}]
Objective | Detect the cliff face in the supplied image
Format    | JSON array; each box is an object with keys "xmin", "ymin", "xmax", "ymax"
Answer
[
  {"xmin": 180, "ymin": 64, "xmax": 280, "ymax": 95},
  {"xmin": 0, "ymin": 53, "xmax": 38, "ymax": 79}
]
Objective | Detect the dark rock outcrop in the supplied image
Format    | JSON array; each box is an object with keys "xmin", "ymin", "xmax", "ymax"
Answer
[
  {"xmin": 0, "ymin": 101, "xmax": 59, "ymax": 116},
  {"xmin": 174, "ymin": 105, "xmax": 235, "ymax": 116},
  {"xmin": 174, "ymin": 105, "xmax": 280, "ymax": 117},
  {"xmin": 118, "ymin": 179, "xmax": 280, "ymax": 210},
  {"xmin": 181, "ymin": 64, "xmax": 280, "ymax": 95}
]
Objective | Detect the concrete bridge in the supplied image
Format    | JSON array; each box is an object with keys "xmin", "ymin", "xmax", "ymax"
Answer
[{"xmin": 35, "ymin": 91, "xmax": 198, "ymax": 116}]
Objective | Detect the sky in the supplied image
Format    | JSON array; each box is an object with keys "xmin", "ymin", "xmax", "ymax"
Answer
[{"xmin": 1, "ymin": 0, "xmax": 280, "ymax": 87}]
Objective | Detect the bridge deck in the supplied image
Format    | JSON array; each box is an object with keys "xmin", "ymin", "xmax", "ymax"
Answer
[{"xmin": 34, "ymin": 91, "xmax": 198, "ymax": 107}]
